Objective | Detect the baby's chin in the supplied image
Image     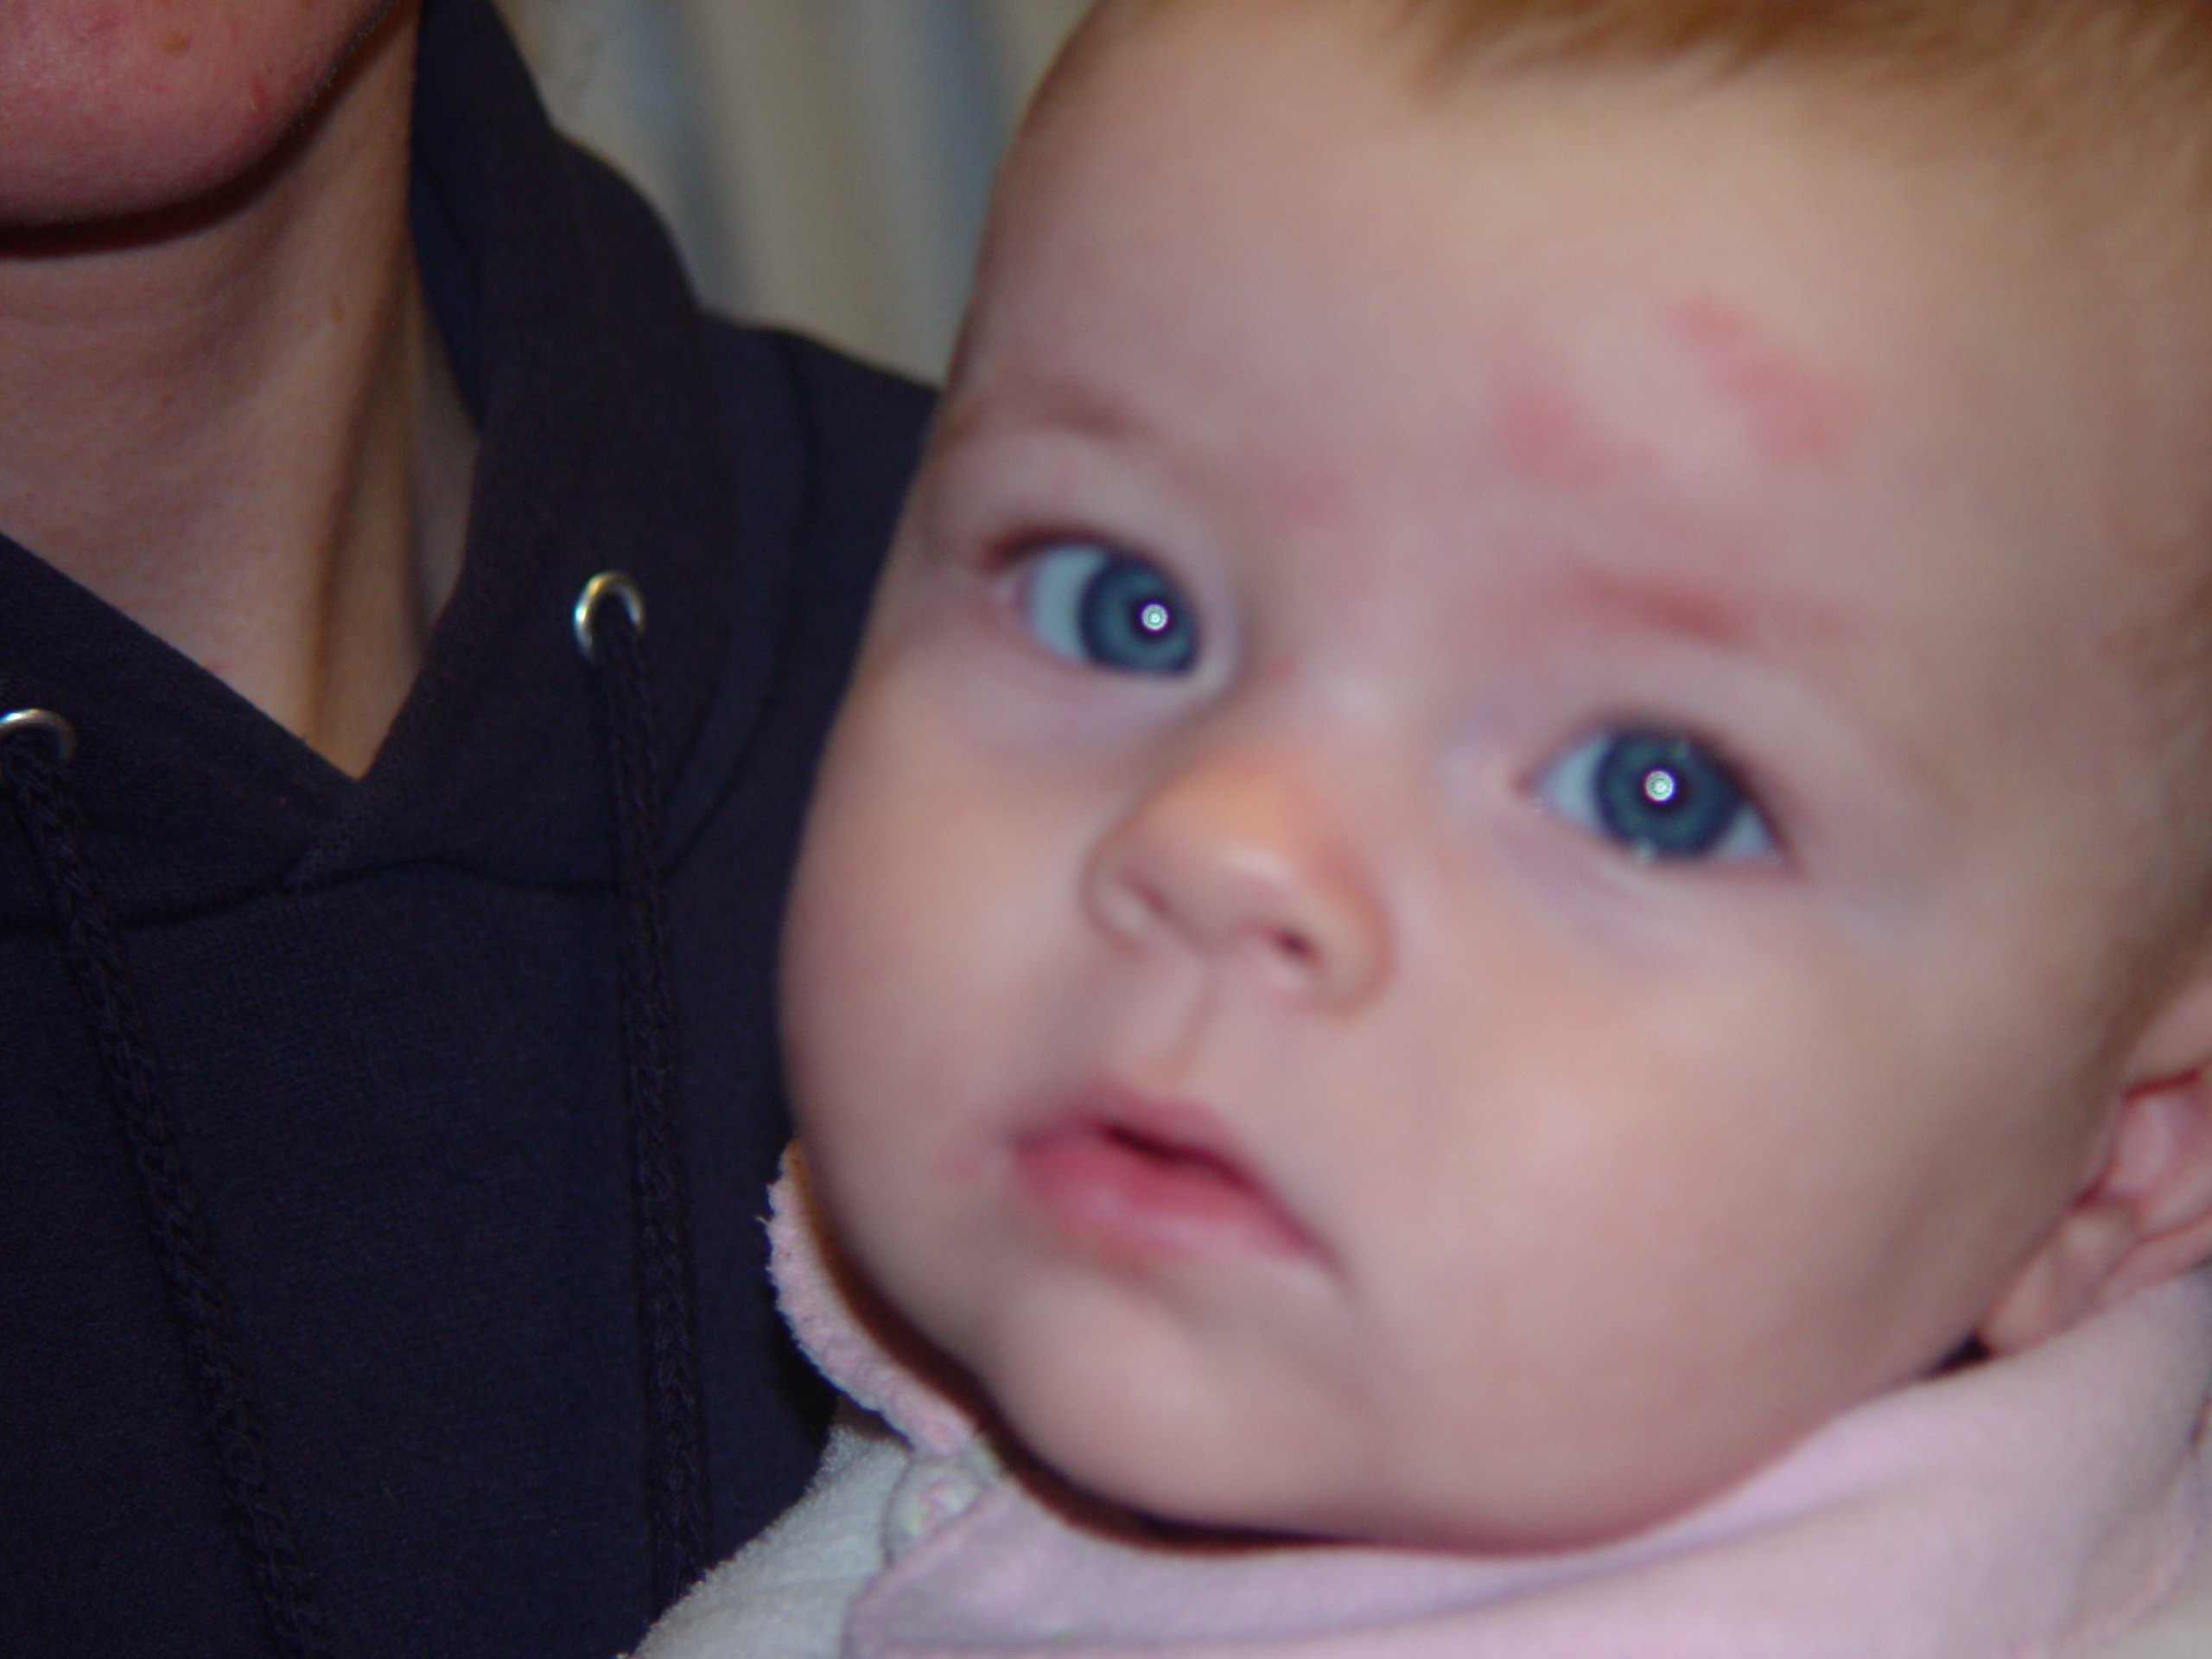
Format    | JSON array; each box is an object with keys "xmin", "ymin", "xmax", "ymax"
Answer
[
  {"xmin": 1000, "ymin": 1406, "xmax": 1784, "ymax": 1556},
  {"xmin": 960, "ymin": 1304, "xmax": 1820, "ymax": 1557}
]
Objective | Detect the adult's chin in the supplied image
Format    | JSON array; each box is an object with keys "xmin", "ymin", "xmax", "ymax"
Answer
[{"xmin": 0, "ymin": 0, "xmax": 407, "ymax": 228}]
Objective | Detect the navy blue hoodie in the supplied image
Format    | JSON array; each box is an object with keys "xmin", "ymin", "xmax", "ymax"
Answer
[{"xmin": 0, "ymin": 3, "xmax": 929, "ymax": 1654}]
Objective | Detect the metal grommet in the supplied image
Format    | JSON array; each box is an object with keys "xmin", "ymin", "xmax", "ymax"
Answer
[
  {"xmin": 0, "ymin": 709, "xmax": 76, "ymax": 763},
  {"xmin": 574, "ymin": 570, "xmax": 647, "ymax": 663}
]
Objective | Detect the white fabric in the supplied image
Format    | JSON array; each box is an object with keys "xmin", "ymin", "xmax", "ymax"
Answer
[{"xmin": 635, "ymin": 1410, "xmax": 906, "ymax": 1659}]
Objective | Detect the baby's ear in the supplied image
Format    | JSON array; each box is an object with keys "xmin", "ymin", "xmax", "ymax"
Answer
[{"xmin": 1980, "ymin": 971, "xmax": 2212, "ymax": 1355}]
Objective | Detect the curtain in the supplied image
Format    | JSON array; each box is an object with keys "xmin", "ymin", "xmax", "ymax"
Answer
[{"xmin": 496, "ymin": 0, "xmax": 1090, "ymax": 380}]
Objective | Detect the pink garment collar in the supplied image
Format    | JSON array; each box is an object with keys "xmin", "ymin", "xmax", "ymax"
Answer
[{"xmin": 769, "ymin": 1155, "xmax": 2212, "ymax": 1659}]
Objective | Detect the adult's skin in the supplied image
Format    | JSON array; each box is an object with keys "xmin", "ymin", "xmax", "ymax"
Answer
[{"xmin": 1, "ymin": 0, "xmax": 475, "ymax": 777}]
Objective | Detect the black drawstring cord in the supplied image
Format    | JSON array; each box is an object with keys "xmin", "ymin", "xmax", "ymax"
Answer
[
  {"xmin": 0, "ymin": 710, "xmax": 334, "ymax": 1659},
  {"xmin": 575, "ymin": 574, "xmax": 711, "ymax": 1612}
]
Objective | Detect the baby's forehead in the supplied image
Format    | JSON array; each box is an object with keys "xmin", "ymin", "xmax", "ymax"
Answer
[
  {"xmin": 979, "ymin": 26, "xmax": 2068, "ymax": 463},
  {"xmin": 988, "ymin": 0, "xmax": 2212, "ymax": 546},
  {"xmin": 1026, "ymin": 0, "xmax": 2212, "ymax": 302},
  {"xmin": 950, "ymin": 3, "xmax": 2212, "ymax": 893}
]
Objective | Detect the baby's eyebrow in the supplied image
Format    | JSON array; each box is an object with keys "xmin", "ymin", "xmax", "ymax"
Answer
[
  {"xmin": 1531, "ymin": 556, "xmax": 1851, "ymax": 658},
  {"xmin": 938, "ymin": 374, "xmax": 1144, "ymax": 449}
]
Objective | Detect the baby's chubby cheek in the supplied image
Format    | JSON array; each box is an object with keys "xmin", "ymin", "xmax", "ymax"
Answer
[{"xmin": 779, "ymin": 658, "xmax": 1068, "ymax": 1272}]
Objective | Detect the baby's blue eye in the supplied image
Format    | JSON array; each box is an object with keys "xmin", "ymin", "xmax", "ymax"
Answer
[
  {"xmin": 1537, "ymin": 729, "xmax": 1775, "ymax": 861},
  {"xmin": 1020, "ymin": 543, "xmax": 1198, "ymax": 676}
]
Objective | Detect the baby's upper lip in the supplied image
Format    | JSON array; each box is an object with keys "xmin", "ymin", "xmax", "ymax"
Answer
[
  {"xmin": 1040, "ymin": 1078, "xmax": 1249, "ymax": 1154},
  {"xmin": 1011, "ymin": 1077, "xmax": 1324, "ymax": 1259}
]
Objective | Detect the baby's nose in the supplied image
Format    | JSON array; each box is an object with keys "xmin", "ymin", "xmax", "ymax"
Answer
[{"xmin": 1083, "ymin": 746, "xmax": 1388, "ymax": 1009}]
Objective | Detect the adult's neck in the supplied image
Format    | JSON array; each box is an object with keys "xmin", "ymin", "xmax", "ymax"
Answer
[{"xmin": 0, "ymin": 6, "xmax": 476, "ymax": 779}]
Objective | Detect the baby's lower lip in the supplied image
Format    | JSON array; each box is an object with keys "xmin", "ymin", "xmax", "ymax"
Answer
[{"xmin": 1013, "ymin": 1112, "xmax": 1314, "ymax": 1262}]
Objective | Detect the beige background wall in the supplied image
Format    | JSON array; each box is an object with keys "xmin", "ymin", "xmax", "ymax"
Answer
[{"xmin": 495, "ymin": 0, "xmax": 1090, "ymax": 381}]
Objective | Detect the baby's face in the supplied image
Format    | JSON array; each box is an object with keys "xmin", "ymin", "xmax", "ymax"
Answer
[{"xmin": 785, "ymin": 6, "xmax": 2208, "ymax": 1549}]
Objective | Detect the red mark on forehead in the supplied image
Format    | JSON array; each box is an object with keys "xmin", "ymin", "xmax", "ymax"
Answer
[
  {"xmin": 1669, "ymin": 297, "xmax": 1864, "ymax": 469},
  {"xmin": 1492, "ymin": 376, "xmax": 1663, "ymax": 493}
]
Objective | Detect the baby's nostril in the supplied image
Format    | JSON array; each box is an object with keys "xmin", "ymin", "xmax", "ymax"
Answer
[{"xmin": 1272, "ymin": 929, "xmax": 1317, "ymax": 963}]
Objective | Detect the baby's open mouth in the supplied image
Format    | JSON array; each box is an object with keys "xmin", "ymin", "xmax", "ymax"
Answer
[{"xmin": 1013, "ymin": 1104, "xmax": 1315, "ymax": 1262}]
